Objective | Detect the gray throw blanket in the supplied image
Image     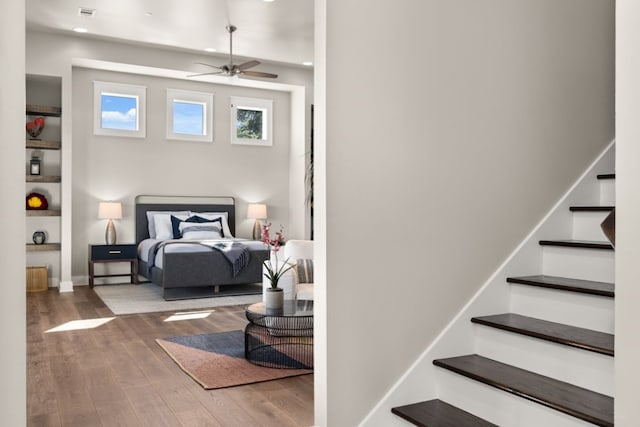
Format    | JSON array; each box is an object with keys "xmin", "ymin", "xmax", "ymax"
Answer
[{"xmin": 200, "ymin": 240, "xmax": 251, "ymax": 277}]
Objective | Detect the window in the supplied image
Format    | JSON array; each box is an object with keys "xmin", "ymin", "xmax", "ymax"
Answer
[
  {"xmin": 166, "ymin": 89, "xmax": 214, "ymax": 142},
  {"xmin": 94, "ymin": 81, "xmax": 146, "ymax": 138},
  {"xmin": 230, "ymin": 96, "xmax": 273, "ymax": 146}
]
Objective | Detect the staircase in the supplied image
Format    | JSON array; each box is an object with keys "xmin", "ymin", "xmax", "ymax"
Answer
[{"xmin": 390, "ymin": 169, "xmax": 615, "ymax": 425}]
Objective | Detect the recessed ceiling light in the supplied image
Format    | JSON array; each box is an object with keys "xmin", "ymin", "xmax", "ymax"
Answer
[
  {"xmin": 72, "ymin": 27, "xmax": 88, "ymax": 33},
  {"xmin": 145, "ymin": 12, "xmax": 153, "ymax": 16},
  {"xmin": 204, "ymin": 47, "xmax": 216, "ymax": 52},
  {"xmin": 302, "ymin": 61, "xmax": 313, "ymax": 66},
  {"xmin": 264, "ymin": 0, "xmax": 275, "ymax": 2}
]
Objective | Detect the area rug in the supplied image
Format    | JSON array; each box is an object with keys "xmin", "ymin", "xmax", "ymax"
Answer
[
  {"xmin": 93, "ymin": 283, "xmax": 261, "ymax": 315},
  {"xmin": 156, "ymin": 330, "xmax": 313, "ymax": 389}
]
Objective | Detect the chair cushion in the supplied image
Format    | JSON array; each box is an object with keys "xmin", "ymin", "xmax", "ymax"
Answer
[{"xmin": 295, "ymin": 259, "xmax": 314, "ymax": 284}]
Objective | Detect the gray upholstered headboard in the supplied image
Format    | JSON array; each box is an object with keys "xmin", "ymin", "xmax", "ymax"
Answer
[{"xmin": 135, "ymin": 195, "xmax": 236, "ymax": 245}]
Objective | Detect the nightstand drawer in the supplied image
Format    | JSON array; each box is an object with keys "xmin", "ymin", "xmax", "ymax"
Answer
[{"xmin": 91, "ymin": 244, "xmax": 137, "ymax": 260}]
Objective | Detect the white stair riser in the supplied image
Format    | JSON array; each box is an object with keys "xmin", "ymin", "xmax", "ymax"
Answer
[
  {"xmin": 474, "ymin": 326, "xmax": 614, "ymax": 395},
  {"xmin": 510, "ymin": 284, "xmax": 614, "ymax": 333},
  {"xmin": 542, "ymin": 246, "xmax": 614, "ymax": 283},
  {"xmin": 572, "ymin": 211, "xmax": 611, "ymax": 241},
  {"xmin": 599, "ymin": 180, "xmax": 615, "ymax": 205},
  {"xmin": 436, "ymin": 370, "xmax": 597, "ymax": 427}
]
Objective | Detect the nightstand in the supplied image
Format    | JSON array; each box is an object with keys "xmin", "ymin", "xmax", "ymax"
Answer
[{"xmin": 88, "ymin": 244, "xmax": 138, "ymax": 287}]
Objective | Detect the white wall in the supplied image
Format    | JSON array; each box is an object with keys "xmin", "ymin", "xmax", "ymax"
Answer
[
  {"xmin": 71, "ymin": 68, "xmax": 292, "ymax": 282},
  {"xmin": 615, "ymin": 1, "xmax": 640, "ymax": 425},
  {"xmin": 320, "ymin": 0, "xmax": 614, "ymax": 425},
  {"xmin": 0, "ymin": 0, "xmax": 26, "ymax": 424}
]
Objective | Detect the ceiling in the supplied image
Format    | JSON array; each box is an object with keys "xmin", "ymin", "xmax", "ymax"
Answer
[{"xmin": 25, "ymin": 0, "xmax": 314, "ymax": 67}]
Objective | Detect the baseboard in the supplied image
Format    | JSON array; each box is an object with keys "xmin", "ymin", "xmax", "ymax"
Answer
[{"xmin": 58, "ymin": 280, "xmax": 73, "ymax": 293}]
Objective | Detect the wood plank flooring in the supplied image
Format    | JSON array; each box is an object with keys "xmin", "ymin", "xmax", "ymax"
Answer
[{"xmin": 27, "ymin": 286, "xmax": 313, "ymax": 427}]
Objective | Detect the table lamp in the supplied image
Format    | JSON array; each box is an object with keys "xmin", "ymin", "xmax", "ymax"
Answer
[
  {"xmin": 98, "ymin": 201, "xmax": 123, "ymax": 245},
  {"xmin": 247, "ymin": 203, "xmax": 267, "ymax": 240}
]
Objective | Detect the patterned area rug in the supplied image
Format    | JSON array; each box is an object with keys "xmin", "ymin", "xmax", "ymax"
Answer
[
  {"xmin": 156, "ymin": 330, "xmax": 312, "ymax": 389},
  {"xmin": 93, "ymin": 283, "xmax": 261, "ymax": 315}
]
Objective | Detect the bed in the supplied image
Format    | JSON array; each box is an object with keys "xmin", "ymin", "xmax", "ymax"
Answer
[{"xmin": 135, "ymin": 195, "xmax": 269, "ymax": 300}]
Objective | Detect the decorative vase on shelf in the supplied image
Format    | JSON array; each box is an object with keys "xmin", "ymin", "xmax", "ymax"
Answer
[
  {"xmin": 32, "ymin": 231, "xmax": 46, "ymax": 245},
  {"xmin": 265, "ymin": 286, "xmax": 284, "ymax": 311}
]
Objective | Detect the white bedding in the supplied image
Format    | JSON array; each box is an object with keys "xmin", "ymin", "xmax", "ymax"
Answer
[{"xmin": 138, "ymin": 238, "xmax": 266, "ymax": 269}]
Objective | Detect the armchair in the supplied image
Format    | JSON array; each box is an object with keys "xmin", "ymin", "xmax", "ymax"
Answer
[{"xmin": 262, "ymin": 239, "xmax": 314, "ymax": 302}]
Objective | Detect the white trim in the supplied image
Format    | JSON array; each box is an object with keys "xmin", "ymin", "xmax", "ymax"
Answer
[
  {"xmin": 58, "ymin": 280, "xmax": 73, "ymax": 293},
  {"xmin": 358, "ymin": 139, "xmax": 616, "ymax": 426},
  {"xmin": 93, "ymin": 81, "xmax": 146, "ymax": 138},
  {"xmin": 230, "ymin": 96, "xmax": 273, "ymax": 146},
  {"xmin": 166, "ymin": 88, "xmax": 213, "ymax": 142}
]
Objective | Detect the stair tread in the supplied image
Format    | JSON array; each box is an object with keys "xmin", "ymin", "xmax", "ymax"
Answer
[
  {"xmin": 471, "ymin": 313, "xmax": 614, "ymax": 356},
  {"xmin": 507, "ymin": 275, "xmax": 614, "ymax": 297},
  {"xmin": 569, "ymin": 205, "xmax": 614, "ymax": 212},
  {"xmin": 597, "ymin": 173, "xmax": 615, "ymax": 180},
  {"xmin": 433, "ymin": 355, "xmax": 613, "ymax": 427},
  {"xmin": 391, "ymin": 399, "xmax": 497, "ymax": 427},
  {"xmin": 539, "ymin": 239, "xmax": 613, "ymax": 250}
]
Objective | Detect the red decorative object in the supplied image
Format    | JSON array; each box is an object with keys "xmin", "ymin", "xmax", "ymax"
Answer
[
  {"xmin": 26, "ymin": 192, "xmax": 48, "ymax": 210},
  {"xmin": 26, "ymin": 117, "xmax": 45, "ymax": 139}
]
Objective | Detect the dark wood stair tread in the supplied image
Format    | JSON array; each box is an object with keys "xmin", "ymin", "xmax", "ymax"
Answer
[
  {"xmin": 433, "ymin": 355, "xmax": 613, "ymax": 426},
  {"xmin": 507, "ymin": 275, "xmax": 614, "ymax": 297},
  {"xmin": 597, "ymin": 173, "xmax": 615, "ymax": 180},
  {"xmin": 391, "ymin": 399, "xmax": 497, "ymax": 427},
  {"xmin": 539, "ymin": 239, "xmax": 613, "ymax": 250},
  {"xmin": 471, "ymin": 313, "xmax": 614, "ymax": 356},
  {"xmin": 569, "ymin": 206, "xmax": 614, "ymax": 212}
]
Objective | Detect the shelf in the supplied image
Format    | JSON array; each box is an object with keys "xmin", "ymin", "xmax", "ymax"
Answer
[
  {"xmin": 26, "ymin": 175, "xmax": 61, "ymax": 183},
  {"xmin": 26, "ymin": 243, "xmax": 61, "ymax": 252},
  {"xmin": 26, "ymin": 104, "xmax": 61, "ymax": 117},
  {"xmin": 26, "ymin": 140, "xmax": 61, "ymax": 150},
  {"xmin": 26, "ymin": 209, "xmax": 61, "ymax": 217}
]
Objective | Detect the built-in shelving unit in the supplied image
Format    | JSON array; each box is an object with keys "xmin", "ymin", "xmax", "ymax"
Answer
[{"xmin": 25, "ymin": 75, "xmax": 62, "ymax": 269}]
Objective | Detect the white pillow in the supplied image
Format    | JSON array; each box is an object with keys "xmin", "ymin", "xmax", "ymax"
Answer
[
  {"xmin": 190, "ymin": 211, "xmax": 233, "ymax": 238},
  {"xmin": 154, "ymin": 213, "xmax": 189, "ymax": 240},
  {"xmin": 180, "ymin": 222, "xmax": 223, "ymax": 240},
  {"xmin": 146, "ymin": 210, "xmax": 189, "ymax": 239}
]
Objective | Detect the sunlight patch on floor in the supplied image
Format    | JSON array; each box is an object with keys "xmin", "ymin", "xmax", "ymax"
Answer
[
  {"xmin": 45, "ymin": 317, "xmax": 115, "ymax": 333},
  {"xmin": 164, "ymin": 310, "xmax": 215, "ymax": 322}
]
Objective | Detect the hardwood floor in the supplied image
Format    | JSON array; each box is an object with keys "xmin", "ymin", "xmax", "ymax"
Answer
[{"xmin": 27, "ymin": 286, "xmax": 314, "ymax": 426}]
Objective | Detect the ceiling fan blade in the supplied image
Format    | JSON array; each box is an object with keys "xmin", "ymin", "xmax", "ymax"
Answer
[
  {"xmin": 236, "ymin": 60, "xmax": 260, "ymax": 70},
  {"xmin": 241, "ymin": 70, "xmax": 278, "ymax": 79},
  {"xmin": 195, "ymin": 62, "xmax": 222, "ymax": 70},
  {"xmin": 187, "ymin": 71, "xmax": 224, "ymax": 78}
]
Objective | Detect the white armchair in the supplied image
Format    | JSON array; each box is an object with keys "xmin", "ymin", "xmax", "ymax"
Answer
[{"xmin": 262, "ymin": 239, "xmax": 314, "ymax": 302}]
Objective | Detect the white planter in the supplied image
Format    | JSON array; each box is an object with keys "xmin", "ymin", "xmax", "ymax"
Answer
[{"xmin": 265, "ymin": 287, "xmax": 284, "ymax": 310}]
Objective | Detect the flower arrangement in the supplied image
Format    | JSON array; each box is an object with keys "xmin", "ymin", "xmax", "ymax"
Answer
[{"xmin": 261, "ymin": 222, "xmax": 294, "ymax": 289}]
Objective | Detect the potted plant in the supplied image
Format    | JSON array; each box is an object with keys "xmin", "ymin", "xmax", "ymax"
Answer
[{"xmin": 262, "ymin": 223, "xmax": 295, "ymax": 310}]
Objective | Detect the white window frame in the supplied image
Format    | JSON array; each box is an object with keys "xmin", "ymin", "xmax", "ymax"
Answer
[
  {"xmin": 230, "ymin": 96, "xmax": 273, "ymax": 147},
  {"xmin": 93, "ymin": 81, "xmax": 146, "ymax": 138},
  {"xmin": 166, "ymin": 88, "xmax": 214, "ymax": 142}
]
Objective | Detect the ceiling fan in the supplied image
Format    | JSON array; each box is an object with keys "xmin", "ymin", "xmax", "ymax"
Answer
[{"xmin": 188, "ymin": 25, "xmax": 278, "ymax": 79}]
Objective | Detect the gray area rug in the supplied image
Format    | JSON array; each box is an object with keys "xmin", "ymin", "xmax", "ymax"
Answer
[{"xmin": 93, "ymin": 283, "xmax": 262, "ymax": 315}]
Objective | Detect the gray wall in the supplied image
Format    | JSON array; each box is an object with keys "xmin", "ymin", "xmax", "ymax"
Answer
[
  {"xmin": 0, "ymin": 1, "xmax": 26, "ymax": 424},
  {"xmin": 320, "ymin": 0, "xmax": 614, "ymax": 425},
  {"xmin": 72, "ymin": 68, "xmax": 292, "ymax": 282}
]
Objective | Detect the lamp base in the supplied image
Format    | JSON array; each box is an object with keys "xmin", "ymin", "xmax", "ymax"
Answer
[
  {"xmin": 105, "ymin": 219, "xmax": 117, "ymax": 245},
  {"xmin": 252, "ymin": 219, "xmax": 261, "ymax": 240}
]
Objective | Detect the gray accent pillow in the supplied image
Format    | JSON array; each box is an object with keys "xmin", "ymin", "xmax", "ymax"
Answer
[{"xmin": 295, "ymin": 259, "xmax": 314, "ymax": 284}]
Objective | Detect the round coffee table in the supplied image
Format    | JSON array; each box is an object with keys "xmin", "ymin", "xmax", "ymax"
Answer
[{"xmin": 244, "ymin": 300, "xmax": 314, "ymax": 369}]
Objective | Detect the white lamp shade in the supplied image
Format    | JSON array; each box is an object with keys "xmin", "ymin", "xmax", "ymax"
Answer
[
  {"xmin": 98, "ymin": 202, "xmax": 123, "ymax": 220},
  {"xmin": 247, "ymin": 203, "xmax": 267, "ymax": 219}
]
